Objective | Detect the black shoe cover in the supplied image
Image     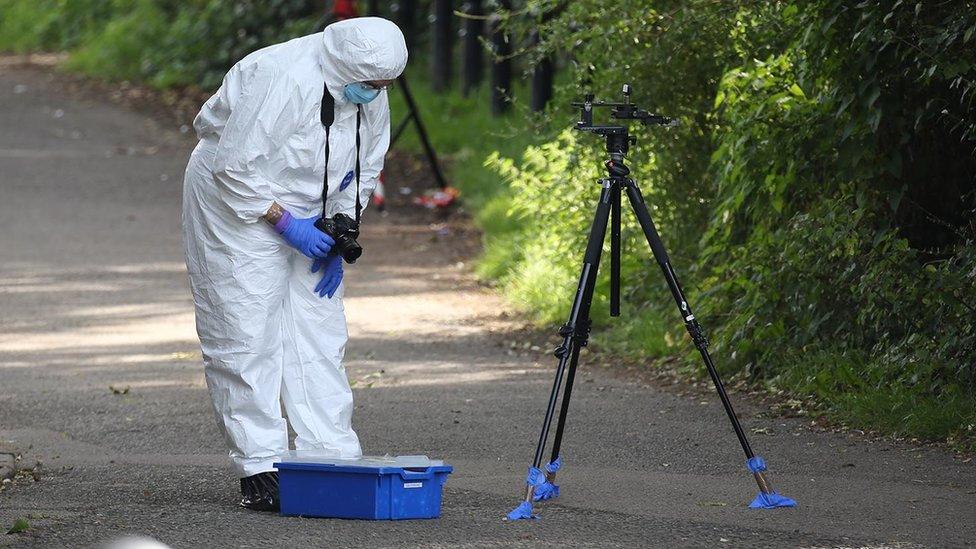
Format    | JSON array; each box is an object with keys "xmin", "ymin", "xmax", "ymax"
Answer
[{"xmin": 240, "ymin": 471, "xmax": 280, "ymax": 512}]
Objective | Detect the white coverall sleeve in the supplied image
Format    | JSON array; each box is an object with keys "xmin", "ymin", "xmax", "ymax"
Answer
[
  {"xmin": 326, "ymin": 94, "xmax": 390, "ymax": 219},
  {"xmin": 212, "ymin": 65, "xmax": 299, "ymax": 223}
]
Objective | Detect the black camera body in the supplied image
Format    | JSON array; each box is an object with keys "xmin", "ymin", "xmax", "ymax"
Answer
[{"xmin": 315, "ymin": 213, "xmax": 363, "ymax": 264}]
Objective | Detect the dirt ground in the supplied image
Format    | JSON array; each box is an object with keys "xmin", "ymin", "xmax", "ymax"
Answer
[{"xmin": 1, "ymin": 61, "xmax": 974, "ymax": 548}]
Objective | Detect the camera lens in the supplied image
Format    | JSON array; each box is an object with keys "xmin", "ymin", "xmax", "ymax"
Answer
[{"xmin": 339, "ymin": 238, "xmax": 363, "ymax": 263}]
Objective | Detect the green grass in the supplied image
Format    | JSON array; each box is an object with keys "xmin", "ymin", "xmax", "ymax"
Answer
[
  {"xmin": 589, "ymin": 306, "xmax": 675, "ymax": 359},
  {"xmin": 386, "ymin": 69, "xmax": 539, "ymax": 213},
  {"xmin": 0, "ymin": 0, "xmax": 58, "ymax": 52},
  {"xmin": 0, "ymin": 0, "xmax": 114, "ymax": 53},
  {"xmin": 770, "ymin": 350, "xmax": 976, "ymax": 450},
  {"xmin": 64, "ymin": 1, "xmax": 166, "ymax": 82}
]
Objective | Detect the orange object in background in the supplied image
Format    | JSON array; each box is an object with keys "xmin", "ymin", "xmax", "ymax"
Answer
[{"xmin": 413, "ymin": 186, "xmax": 459, "ymax": 209}]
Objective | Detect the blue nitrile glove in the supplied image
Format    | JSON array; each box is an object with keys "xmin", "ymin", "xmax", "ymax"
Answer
[
  {"xmin": 312, "ymin": 254, "xmax": 343, "ymax": 298},
  {"xmin": 275, "ymin": 211, "xmax": 334, "ymax": 259}
]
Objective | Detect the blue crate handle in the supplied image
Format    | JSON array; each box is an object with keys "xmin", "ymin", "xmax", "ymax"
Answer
[{"xmin": 398, "ymin": 468, "xmax": 435, "ymax": 481}]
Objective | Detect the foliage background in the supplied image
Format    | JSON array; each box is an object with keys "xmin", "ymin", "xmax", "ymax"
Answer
[
  {"xmin": 491, "ymin": 0, "xmax": 975, "ymax": 447},
  {"xmin": 1, "ymin": 0, "xmax": 973, "ymax": 448},
  {"xmin": 0, "ymin": 0, "xmax": 321, "ymax": 89}
]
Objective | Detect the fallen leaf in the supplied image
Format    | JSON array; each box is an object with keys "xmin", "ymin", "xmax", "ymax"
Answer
[
  {"xmin": 6, "ymin": 518, "xmax": 28, "ymax": 534},
  {"xmin": 698, "ymin": 501, "xmax": 728, "ymax": 507}
]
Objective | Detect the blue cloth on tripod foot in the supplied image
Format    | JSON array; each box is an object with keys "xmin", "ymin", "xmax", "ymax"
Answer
[
  {"xmin": 746, "ymin": 456, "xmax": 767, "ymax": 473},
  {"xmin": 533, "ymin": 457, "xmax": 562, "ymax": 501},
  {"xmin": 749, "ymin": 491, "xmax": 797, "ymax": 509},
  {"xmin": 525, "ymin": 466, "xmax": 545, "ymax": 487},
  {"xmin": 506, "ymin": 501, "xmax": 538, "ymax": 520},
  {"xmin": 522, "ymin": 466, "xmax": 549, "ymax": 502},
  {"xmin": 545, "ymin": 456, "xmax": 562, "ymax": 474},
  {"xmin": 533, "ymin": 481, "xmax": 560, "ymax": 501}
]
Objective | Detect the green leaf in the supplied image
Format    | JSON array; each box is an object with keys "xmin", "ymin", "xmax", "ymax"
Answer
[
  {"xmin": 836, "ymin": 95, "xmax": 855, "ymax": 117},
  {"xmin": 866, "ymin": 86, "xmax": 881, "ymax": 109},
  {"xmin": 714, "ymin": 90, "xmax": 726, "ymax": 109},
  {"xmin": 6, "ymin": 518, "xmax": 29, "ymax": 535},
  {"xmin": 841, "ymin": 121, "xmax": 856, "ymax": 141},
  {"xmin": 886, "ymin": 152, "xmax": 903, "ymax": 178},
  {"xmin": 868, "ymin": 109, "xmax": 883, "ymax": 132}
]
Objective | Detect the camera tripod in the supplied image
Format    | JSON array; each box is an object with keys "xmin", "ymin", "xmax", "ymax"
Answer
[{"xmin": 507, "ymin": 85, "xmax": 795, "ymax": 520}]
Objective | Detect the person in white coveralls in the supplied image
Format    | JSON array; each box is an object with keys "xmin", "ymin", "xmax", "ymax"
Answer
[{"xmin": 181, "ymin": 17, "xmax": 407, "ymax": 511}]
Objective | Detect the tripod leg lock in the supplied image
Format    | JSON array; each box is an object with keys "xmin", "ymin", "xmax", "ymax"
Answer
[
  {"xmin": 684, "ymin": 314, "xmax": 709, "ymax": 349},
  {"xmin": 554, "ymin": 324, "xmax": 572, "ymax": 357},
  {"xmin": 573, "ymin": 319, "xmax": 593, "ymax": 344},
  {"xmin": 553, "ymin": 319, "xmax": 593, "ymax": 357}
]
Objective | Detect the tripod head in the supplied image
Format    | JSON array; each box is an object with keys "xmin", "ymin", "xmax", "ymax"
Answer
[
  {"xmin": 572, "ymin": 84, "xmax": 678, "ymax": 154},
  {"xmin": 569, "ymin": 85, "xmax": 679, "ymax": 318}
]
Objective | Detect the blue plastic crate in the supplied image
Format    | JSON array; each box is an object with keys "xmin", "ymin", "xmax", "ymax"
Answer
[{"xmin": 274, "ymin": 456, "xmax": 453, "ymax": 520}]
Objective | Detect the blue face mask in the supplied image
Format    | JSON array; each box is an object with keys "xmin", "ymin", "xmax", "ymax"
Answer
[{"xmin": 343, "ymin": 82, "xmax": 381, "ymax": 104}]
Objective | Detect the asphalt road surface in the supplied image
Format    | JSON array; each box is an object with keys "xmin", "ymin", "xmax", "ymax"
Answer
[{"xmin": 1, "ymin": 63, "xmax": 974, "ymax": 548}]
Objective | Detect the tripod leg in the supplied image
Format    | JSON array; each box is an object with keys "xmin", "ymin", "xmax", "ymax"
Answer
[
  {"xmin": 542, "ymin": 187, "xmax": 618, "ymax": 499},
  {"xmin": 519, "ymin": 333, "xmax": 576, "ymax": 506},
  {"xmin": 390, "ymin": 111, "xmax": 414, "ymax": 147},
  {"xmin": 507, "ymin": 181, "xmax": 613, "ymax": 520},
  {"xmin": 396, "ymin": 77, "xmax": 450, "ymax": 190},
  {"xmin": 622, "ymin": 181, "xmax": 796, "ymax": 509},
  {"xmin": 610, "ymin": 183, "xmax": 621, "ymax": 317},
  {"xmin": 532, "ymin": 343, "xmax": 580, "ymax": 502}
]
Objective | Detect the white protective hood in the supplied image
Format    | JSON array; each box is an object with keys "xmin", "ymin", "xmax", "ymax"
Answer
[{"xmin": 320, "ymin": 17, "xmax": 409, "ymax": 105}]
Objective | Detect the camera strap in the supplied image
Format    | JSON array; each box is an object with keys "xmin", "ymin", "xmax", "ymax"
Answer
[
  {"xmin": 320, "ymin": 82, "xmax": 363, "ymax": 224},
  {"xmin": 354, "ymin": 104, "xmax": 362, "ymax": 224}
]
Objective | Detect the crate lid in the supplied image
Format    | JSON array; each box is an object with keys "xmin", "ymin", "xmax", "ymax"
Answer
[
  {"xmin": 276, "ymin": 452, "xmax": 444, "ymax": 467},
  {"xmin": 273, "ymin": 452, "xmax": 452, "ymax": 475}
]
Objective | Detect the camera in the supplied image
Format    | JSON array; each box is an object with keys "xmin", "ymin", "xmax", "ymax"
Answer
[{"xmin": 315, "ymin": 213, "xmax": 363, "ymax": 263}]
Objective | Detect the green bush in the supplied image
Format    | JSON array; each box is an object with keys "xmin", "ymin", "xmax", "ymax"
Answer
[
  {"xmin": 0, "ymin": 0, "xmax": 115, "ymax": 52},
  {"xmin": 65, "ymin": 1, "xmax": 170, "ymax": 82},
  {"xmin": 488, "ymin": 0, "xmax": 976, "ymax": 447},
  {"xmin": 699, "ymin": 1, "xmax": 976, "ymax": 400},
  {"xmin": 0, "ymin": 0, "xmax": 321, "ymax": 89}
]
